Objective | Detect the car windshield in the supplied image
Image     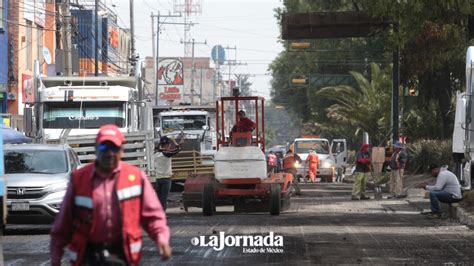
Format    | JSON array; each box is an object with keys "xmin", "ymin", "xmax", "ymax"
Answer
[
  {"xmin": 295, "ymin": 140, "xmax": 329, "ymax": 155},
  {"xmin": 4, "ymin": 150, "xmax": 68, "ymax": 174}
]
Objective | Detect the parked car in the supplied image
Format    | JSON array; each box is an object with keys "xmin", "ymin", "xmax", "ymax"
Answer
[{"xmin": 4, "ymin": 144, "xmax": 81, "ymax": 224}]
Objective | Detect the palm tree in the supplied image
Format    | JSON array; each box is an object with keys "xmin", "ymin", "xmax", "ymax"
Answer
[{"xmin": 315, "ymin": 63, "xmax": 392, "ymax": 146}]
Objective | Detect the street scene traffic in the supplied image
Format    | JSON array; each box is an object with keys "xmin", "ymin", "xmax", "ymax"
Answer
[{"xmin": 0, "ymin": 0, "xmax": 474, "ymax": 265}]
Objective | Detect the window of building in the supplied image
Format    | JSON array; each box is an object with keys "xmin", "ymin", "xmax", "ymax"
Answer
[
  {"xmin": 37, "ymin": 26, "xmax": 43, "ymax": 63},
  {"xmin": 25, "ymin": 21, "xmax": 32, "ymax": 70}
]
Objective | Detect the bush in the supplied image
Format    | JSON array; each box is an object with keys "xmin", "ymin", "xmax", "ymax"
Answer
[{"xmin": 405, "ymin": 139, "xmax": 453, "ymax": 174}]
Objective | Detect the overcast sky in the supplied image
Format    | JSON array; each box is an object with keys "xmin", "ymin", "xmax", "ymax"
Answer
[{"xmin": 105, "ymin": 0, "xmax": 284, "ymax": 98}]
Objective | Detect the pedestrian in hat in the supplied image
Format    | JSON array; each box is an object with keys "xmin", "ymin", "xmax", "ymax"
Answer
[
  {"xmin": 388, "ymin": 141, "xmax": 408, "ymax": 199},
  {"xmin": 351, "ymin": 143, "xmax": 371, "ymax": 200},
  {"xmin": 154, "ymin": 135, "xmax": 181, "ymax": 210},
  {"xmin": 50, "ymin": 124, "xmax": 171, "ymax": 266}
]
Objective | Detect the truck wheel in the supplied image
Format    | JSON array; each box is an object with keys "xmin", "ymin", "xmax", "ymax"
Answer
[
  {"xmin": 202, "ymin": 185, "xmax": 215, "ymax": 216},
  {"xmin": 269, "ymin": 183, "xmax": 281, "ymax": 215}
]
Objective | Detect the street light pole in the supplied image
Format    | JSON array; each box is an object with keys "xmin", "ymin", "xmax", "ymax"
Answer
[{"xmin": 392, "ymin": 23, "xmax": 400, "ymax": 143}]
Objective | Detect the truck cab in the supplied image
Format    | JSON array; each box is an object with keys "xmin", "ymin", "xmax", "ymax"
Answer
[
  {"xmin": 27, "ymin": 76, "xmax": 145, "ymax": 140},
  {"xmin": 292, "ymin": 138, "xmax": 347, "ymax": 182},
  {"xmin": 157, "ymin": 109, "xmax": 217, "ymax": 164}
]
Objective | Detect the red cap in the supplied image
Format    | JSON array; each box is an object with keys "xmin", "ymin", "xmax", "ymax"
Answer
[
  {"xmin": 361, "ymin": 143, "xmax": 369, "ymax": 151},
  {"xmin": 96, "ymin": 124, "xmax": 125, "ymax": 147}
]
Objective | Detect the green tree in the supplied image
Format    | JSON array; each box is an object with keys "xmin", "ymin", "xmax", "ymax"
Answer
[
  {"xmin": 271, "ymin": 0, "xmax": 474, "ymax": 142},
  {"xmin": 315, "ymin": 63, "xmax": 392, "ymax": 146}
]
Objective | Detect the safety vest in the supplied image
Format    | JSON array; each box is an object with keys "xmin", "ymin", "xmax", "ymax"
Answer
[
  {"xmin": 283, "ymin": 153, "xmax": 296, "ymax": 170},
  {"xmin": 268, "ymin": 154, "xmax": 277, "ymax": 166},
  {"xmin": 306, "ymin": 153, "xmax": 319, "ymax": 164},
  {"xmin": 67, "ymin": 163, "xmax": 143, "ymax": 266}
]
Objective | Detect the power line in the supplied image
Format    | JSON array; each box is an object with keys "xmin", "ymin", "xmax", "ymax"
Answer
[{"xmin": 1, "ymin": 18, "xmax": 58, "ymax": 32}]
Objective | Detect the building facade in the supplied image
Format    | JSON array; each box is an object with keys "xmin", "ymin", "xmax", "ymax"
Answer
[
  {"xmin": 8, "ymin": 0, "xmax": 55, "ymax": 121},
  {"xmin": 0, "ymin": 0, "xmax": 8, "ymax": 113}
]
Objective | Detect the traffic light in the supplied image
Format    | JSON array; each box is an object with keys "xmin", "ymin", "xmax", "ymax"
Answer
[
  {"xmin": 290, "ymin": 42, "xmax": 311, "ymax": 49},
  {"xmin": 408, "ymin": 88, "xmax": 418, "ymax": 96},
  {"xmin": 291, "ymin": 78, "xmax": 308, "ymax": 85}
]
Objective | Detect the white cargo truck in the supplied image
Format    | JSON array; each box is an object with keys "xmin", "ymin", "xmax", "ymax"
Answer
[{"xmin": 451, "ymin": 46, "xmax": 474, "ymax": 191}]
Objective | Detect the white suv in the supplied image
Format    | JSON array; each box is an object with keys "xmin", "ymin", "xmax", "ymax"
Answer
[{"xmin": 5, "ymin": 144, "xmax": 81, "ymax": 224}]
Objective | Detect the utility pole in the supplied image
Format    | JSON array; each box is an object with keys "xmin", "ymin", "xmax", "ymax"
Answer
[
  {"xmin": 61, "ymin": 0, "xmax": 72, "ymax": 76},
  {"xmin": 94, "ymin": 0, "xmax": 99, "ymax": 76},
  {"xmin": 224, "ymin": 46, "xmax": 237, "ymax": 96},
  {"xmin": 173, "ymin": 0, "xmax": 202, "ymax": 56},
  {"xmin": 130, "ymin": 0, "xmax": 136, "ymax": 75},
  {"xmin": 151, "ymin": 12, "xmax": 156, "ymax": 96},
  {"xmin": 151, "ymin": 12, "xmax": 155, "ymax": 60},
  {"xmin": 221, "ymin": 46, "xmax": 247, "ymax": 96},
  {"xmin": 181, "ymin": 38, "xmax": 207, "ymax": 104},
  {"xmin": 152, "ymin": 13, "xmax": 192, "ymax": 106}
]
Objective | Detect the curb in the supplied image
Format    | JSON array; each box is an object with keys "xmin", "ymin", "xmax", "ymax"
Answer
[
  {"xmin": 452, "ymin": 204, "xmax": 474, "ymax": 228},
  {"xmin": 406, "ymin": 197, "xmax": 474, "ymax": 228}
]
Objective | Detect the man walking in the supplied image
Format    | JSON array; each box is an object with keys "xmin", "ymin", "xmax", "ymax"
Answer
[
  {"xmin": 154, "ymin": 136, "xmax": 181, "ymax": 210},
  {"xmin": 351, "ymin": 144, "xmax": 371, "ymax": 200},
  {"xmin": 417, "ymin": 164, "xmax": 462, "ymax": 218},
  {"xmin": 50, "ymin": 124, "xmax": 171, "ymax": 266},
  {"xmin": 389, "ymin": 141, "xmax": 407, "ymax": 199}
]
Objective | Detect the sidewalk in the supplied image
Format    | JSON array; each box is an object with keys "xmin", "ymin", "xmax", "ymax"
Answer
[
  {"xmin": 345, "ymin": 171, "xmax": 474, "ymax": 227},
  {"xmin": 404, "ymin": 175, "xmax": 474, "ymax": 228}
]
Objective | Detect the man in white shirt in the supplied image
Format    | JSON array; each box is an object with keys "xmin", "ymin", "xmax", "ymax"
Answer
[
  {"xmin": 154, "ymin": 136, "xmax": 181, "ymax": 210},
  {"xmin": 417, "ymin": 164, "xmax": 462, "ymax": 218}
]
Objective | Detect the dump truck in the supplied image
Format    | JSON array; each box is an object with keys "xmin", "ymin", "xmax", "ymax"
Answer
[{"xmin": 154, "ymin": 105, "xmax": 216, "ymax": 182}]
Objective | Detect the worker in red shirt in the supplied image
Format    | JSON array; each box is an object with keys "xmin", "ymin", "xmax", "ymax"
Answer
[
  {"xmin": 305, "ymin": 149, "xmax": 319, "ymax": 183},
  {"xmin": 50, "ymin": 124, "xmax": 171, "ymax": 266},
  {"xmin": 283, "ymin": 149, "xmax": 302, "ymax": 195},
  {"xmin": 232, "ymin": 110, "xmax": 256, "ymax": 132}
]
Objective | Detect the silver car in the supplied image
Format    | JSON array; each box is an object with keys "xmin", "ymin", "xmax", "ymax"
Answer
[{"xmin": 5, "ymin": 144, "xmax": 81, "ymax": 224}]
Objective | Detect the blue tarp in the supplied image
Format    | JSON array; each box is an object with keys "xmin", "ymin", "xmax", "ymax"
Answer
[{"xmin": 1, "ymin": 125, "xmax": 32, "ymax": 144}]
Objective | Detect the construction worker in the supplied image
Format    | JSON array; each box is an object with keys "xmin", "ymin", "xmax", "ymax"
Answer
[
  {"xmin": 155, "ymin": 136, "xmax": 181, "ymax": 210},
  {"xmin": 388, "ymin": 141, "xmax": 408, "ymax": 199},
  {"xmin": 230, "ymin": 110, "xmax": 256, "ymax": 146},
  {"xmin": 234, "ymin": 110, "xmax": 256, "ymax": 132},
  {"xmin": 267, "ymin": 150, "xmax": 277, "ymax": 174},
  {"xmin": 50, "ymin": 124, "xmax": 171, "ymax": 266},
  {"xmin": 351, "ymin": 143, "xmax": 371, "ymax": 200},
  {"xmin": 283, "ymin": 149, "xmax": 302, "ymax": 195},
  {"xmin": 305, "ymin": 149, "xmax": 319, "ymax": 183}
]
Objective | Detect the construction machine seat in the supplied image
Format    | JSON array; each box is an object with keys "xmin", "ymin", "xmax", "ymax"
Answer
[{"xmin": 232, "ymin": 132, "xmax": 252, "ymax": 147}]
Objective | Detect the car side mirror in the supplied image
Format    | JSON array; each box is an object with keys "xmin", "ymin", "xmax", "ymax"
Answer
[{"xmin": 202, "ymin": 125, "xmax": 209, "ymax": 131}]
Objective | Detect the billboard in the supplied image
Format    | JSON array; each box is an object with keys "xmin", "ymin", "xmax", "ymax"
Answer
[
  {"xmin": 22, "ymin": 74, "xmax": 35, "ymax": 103},
  {"xmin": 158, "ymin": 58, "xmax": 184, "ymax": 101}
]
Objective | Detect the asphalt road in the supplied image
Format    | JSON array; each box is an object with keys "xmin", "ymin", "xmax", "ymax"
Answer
[{"xmin": 3, "ymin": 182, "xmax": 474, "ymax": 265}]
